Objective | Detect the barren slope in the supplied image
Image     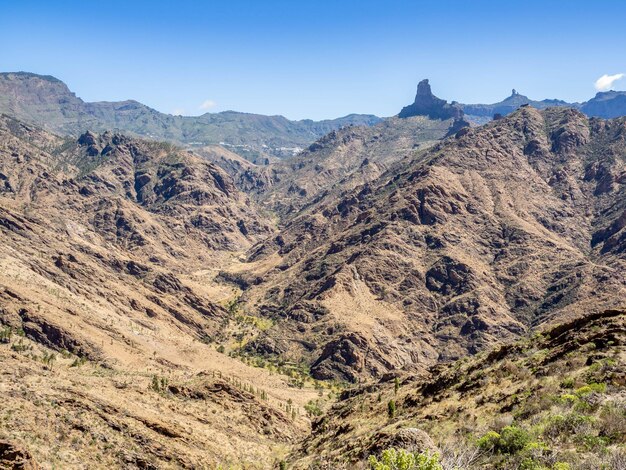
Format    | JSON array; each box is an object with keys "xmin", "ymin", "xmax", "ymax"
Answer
[
  {"xmin": 0, "ymin": 116, "xmax": 322, "ymax": 469},
  {"xmin": 231, "ymin": 107, "xmax": 626, "ymax": 382}
]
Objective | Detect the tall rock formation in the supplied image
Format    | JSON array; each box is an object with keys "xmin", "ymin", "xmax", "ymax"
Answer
[{"xmin": 398, "ymin": 79, "xmax": 463, "ymax": 120}]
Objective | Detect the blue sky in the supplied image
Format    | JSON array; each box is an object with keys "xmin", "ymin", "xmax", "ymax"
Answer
[{"xmin": 1, "ymin": 0, "xmax": 626, "ymax": 120}]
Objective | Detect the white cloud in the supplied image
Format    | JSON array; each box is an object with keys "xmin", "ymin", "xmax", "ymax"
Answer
[
  {"xmin": 199, "ymin": 99, "xmax": 216, "ymax": 110},
  {"xmin": 172, "ymin": 108, "xmax": 185, "ymax": 116},
  {"xmin": 594, "ymin": 73, "xmax": 624, "ymax": 91}
]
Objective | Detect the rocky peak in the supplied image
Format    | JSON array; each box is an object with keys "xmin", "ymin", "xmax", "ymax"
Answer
[
  {"xmin": 399, "ymin": 79, "xmax": 463, "ymax": 120},
  {"xmin": 415, "ymin": 79, "xmax": 435, "ymax": 98}
]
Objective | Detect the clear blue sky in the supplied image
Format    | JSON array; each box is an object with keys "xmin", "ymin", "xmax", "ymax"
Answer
[{"xmin": 2, "ymin": 0, "xmax": 625, "ymax": 120}]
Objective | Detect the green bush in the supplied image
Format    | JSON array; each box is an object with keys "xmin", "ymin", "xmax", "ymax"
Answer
[
  {"xmin": 477, "ymin": 431, "xmax": 501, "ymax": 451},
  {"xmin": 388, "ymin": 400, "xmax": 396, "ymax": 419},
  {"xmin": 499, "ymin": 426, "xmax": 532, "ymax": 454},
  {"xmin": 304, "ymin": 400, "xmax": 322, "ymax": 417},
  {"xmin": 368, "ymin": 448, "xmax": 442, "ymax": 470},
  {"xmin": 574, "ymin": 434, "xmax": 609, "ymax": 451},
  {"xmin": 543, "ymin": 413, "xmax": 594, "ymax": 440},
  {"xmin": 552, "ymin": 463, "xmax": 571, "ymax": 470},
  {"xmin": 0, "ymin": 326, "xmax": 12, "ymax": 344},
  {"xmin": 478, "ymin": 426, "xmax": 531, "ymax": 454},
  {"xmin": 552, "ymin": 462, "xmax": 572, "ymax": 470},
  {"xmin": 574, "ymin": 383, "xmax": 606, "ymax": 397}
]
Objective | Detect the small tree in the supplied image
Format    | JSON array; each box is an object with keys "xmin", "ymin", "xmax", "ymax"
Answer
[
  {"xmin": 0, "ymin": 326, "xmax": 12, "ymax": 344},
  {"xmin": 394, "ymin": 377, "xmax": 400, "ymax": 395},
  {"xmin": 42, "ymin": 352, "xmax": 56, "ymax": 370},
  {"xmin": 388, "ymin": 400, "xmax": 396, "ymax": 419}
]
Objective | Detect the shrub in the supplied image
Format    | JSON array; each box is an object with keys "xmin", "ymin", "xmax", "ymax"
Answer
[
  {"xmin": 368, "ymin": 448, "xmax": 442, "ymax": 470},
  {"xmin": 498, "ymin": 426, "xmax": 532, "ymax": 454},
  {"xmin": 388, "ymin": 400, "xmax": 396, "ymax": 419},
  {"xmin": 574, "ymin": 434, "xmax": 609, "ymax": 451},
  {"xmin": 41, "ymin": 351, "xmax": 56, "ymax": 369},
  {"xmin": 70, "ymin": 356, "xmax": 87, "ymax": 367},
  {"xmin": 150, "ymin": 375, "xmax": 168, "ymax": 392},
  {"xmin": 574, "ymin": 383, "xmax": 606, "ymax": 397},
  {"xmin": 558, "ymin": 394, "xmax": 579, "ymax": 406},
  {"xmin": 10, "ymin": 338, "xmax": 30, "ymax": 352},
  {"xmin": 543, "ymin": 413, "xmax": 595, "ymax": 441},
  {"xmin": 478, "ymin": 426, "xmax": 531, "ymax": 454},
  {"xmin": 0, "ymin": 326, "xmax": 12, "ymax": 344},
  {"xmin": 304, "ymin": 400, "xmax": 322, "ymax": 417},
  {"xmin": 598, "ymin": 403, "xmax": 626, "ymax": 443},
  {"xmin": 560, "ymin": 377, "xmax": 575, "ymax": 389},
  {"xmin": 552, "ymin": 463, "xmax": 571, "ymax": 470},
  {"xmin": 477, "ymin": 431, "xmax": 501, "ymax": 452}
]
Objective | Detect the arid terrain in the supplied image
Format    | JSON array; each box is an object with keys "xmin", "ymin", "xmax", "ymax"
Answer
[{"xmin": 0, "ymin": 73, "xmax": 625, "ymax": 469}]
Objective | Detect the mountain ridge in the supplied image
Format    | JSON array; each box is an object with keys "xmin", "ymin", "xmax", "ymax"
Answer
[{"xmin": 0, "ymin": 72, "xmax": 382, "ymax": 162}]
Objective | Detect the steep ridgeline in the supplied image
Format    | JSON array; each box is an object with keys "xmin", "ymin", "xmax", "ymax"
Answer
[
  {"xmin": 0, "ymin": 115, "xmax": 327, "ymax": 468},
  {"xmin": 251, "ymin": 115, "xmax": 461, "ymax": 218},
  {"xmin": 462, "ymin": 89, "xmax": 571, "ymax": 123},
  {"xmin": 0, "ymin": 112, "xmax": 272, "ymax": 360},
  {"xmin": 291, "ymin": 309, "xmax": 626, "ymax": 469},
  {"xmin": 198, "ymin": 81, "xmax": 469, "ymax": 219},
  {"xmin": 230, "ymin": 107, "xmax": 626, "ymax": 383},
  {"xmin": 461, "ymin": 88, "xmax": 626, "ymax": 122},
  {"xmin": 0, "ymin": 72, "xmax": 382, "ymax": 162},
  {"xmin": 581, "ymin": 90, "xmax": 626, "ymax": 118}
]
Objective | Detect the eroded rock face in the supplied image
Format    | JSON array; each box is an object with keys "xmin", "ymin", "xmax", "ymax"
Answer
[
  {"xmin": 0, "ymin": 440, "xmax": 40, "ymax": 470},
  {"xmin": 241, "ymin": 107, "xmax": 626, "ymax": 382},
  {"xmin": 311, "ymin": 334, "xmax": 368, "ymax": 382},
  {"xmin": 367, "ymin": 428, "xmax": 437, "ymax": 457}
]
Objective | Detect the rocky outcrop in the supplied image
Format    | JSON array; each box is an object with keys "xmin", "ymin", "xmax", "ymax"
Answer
[
  {"xmin": 242, "ymin": 107, "xmax": 626, "ymax": 382},
  {"xmin": 367, "ymin": 428, "xmax": 437, "ymax": 456},
  {"xmin": 399, "ymin": 79, "xmax": 463, "ymax": 120},
  {"xmin": 0, "ymin": 440, "xmax": 39, "ymax": 470}
]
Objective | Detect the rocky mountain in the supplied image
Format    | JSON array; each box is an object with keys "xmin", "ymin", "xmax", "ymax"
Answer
[
  {"xmin": 250, "ymin": 115, "xmax": 461, "ymax": 217},
  {"xmin": 0, "ymin": 72, "xmax": 382, "ymax": 162},
  {"xmin": 228, "ymin": 107, "xmax": 626, "ymax": 385},
  {"xmin": 291, "ymin": 308, "xmax": 626, "ymax": 469},
  {"xmin": 462, "ymin": 88, "xmax": 626, "ymax": 122},
  {"xmin": 196, "ymin": 81, "xmax": 469, "ymax": 219},
  {"xmin": 398, "ymin": 79, "xmax": 464, "ymax": 121},
  {"xmin": 581, "ymin": 90, "xmax": 626, "ymax": 118},
  {"xmin": 398, "ymin": 79, "xmax": 626, "ymax": 123},
  {"xmin": 462, "ymin": 89, "xmax": 571, "ymax": 122},
  {"xmin": 1, "ymin": 90, "xmax": 626, "ymax": 468},
  {"xmin": 0, "ymin": 114, "xmax": 333, "ymax": 468}
]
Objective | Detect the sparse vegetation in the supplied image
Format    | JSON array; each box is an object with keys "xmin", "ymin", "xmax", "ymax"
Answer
[
  {"xmin": 41, "ymin": 351, "xmax": 56, "ymax": 369},
  {"xmin": 0, "ymin": 325, "xmax": 12, "ymax": 343},
  {"xmin": 368, "ymin": 448, "xmax": 442, "ymax": 470}
]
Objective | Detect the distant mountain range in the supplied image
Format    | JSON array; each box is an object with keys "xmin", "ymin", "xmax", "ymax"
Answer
[
  {"xmin": 399, "ymin": 78, "xmax": 626, "ymax": 123},
  {"xmin": 0, "ymin": 72, "xmax": 381, "ymax": 162},
  {"xmin": 2, "ymin": 72, "xmax": 626, "ymax": 164}
]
